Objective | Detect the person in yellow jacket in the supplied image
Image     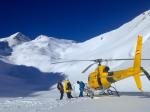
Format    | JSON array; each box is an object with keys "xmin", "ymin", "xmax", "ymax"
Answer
[{"xmin": 64, "ymin": 79, "xmax": 73, "ymax": 99}]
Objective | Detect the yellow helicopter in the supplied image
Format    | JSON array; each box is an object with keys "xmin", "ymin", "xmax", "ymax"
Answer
[{"xmin": 52, "ymin": 35, "xmax": 150, "ymax": 97}]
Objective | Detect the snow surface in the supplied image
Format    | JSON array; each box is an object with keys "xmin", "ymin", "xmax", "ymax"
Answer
[{"xmin": 0, "ymin": 10, "xmax": 150, "ymax": 112}]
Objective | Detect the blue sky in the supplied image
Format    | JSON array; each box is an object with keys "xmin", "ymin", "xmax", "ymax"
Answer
[{"xmin": 0, "ymin": 0, "xmax": 150, "ymax": 41}]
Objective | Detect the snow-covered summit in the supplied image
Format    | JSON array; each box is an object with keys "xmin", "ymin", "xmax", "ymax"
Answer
[
  {"xmin": 0, "ymin": 32, "xmax": 30, "ymax": 47},
  {"xmin": 35, "ymin": 35, "xmax": 76, "ymax": 44},
  {"xmin": 34, "ymin": 35, "xmax": 51, "ymax": 42},
  {"xmin": 9, "ymin": 32, "xmax": 29, "ymax": 40}
]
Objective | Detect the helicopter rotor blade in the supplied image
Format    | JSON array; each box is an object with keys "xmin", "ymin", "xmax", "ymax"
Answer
[
  {"xmin": 82, "ymin": 63, "xmax": 97, "ymax": 73},
  {"xmin": 141, "ymin": 59, "xmax": 150, "ymax": 60},
  {"xmin": 51, "ymin": 59, "xmax": 94, "ymax": 64},
  {"xmin": 51, "ymin": 58, "xmax": 150, "ymax": 64},
  {"xmin": 141, "ymin": 67, "xmax": 150, "ymax": 81},
  {"xmin": 102, "ymin": 58, "xmax": 150, "ymax": 62},
  {"xmin": 102, "ymin": 59, "xmax": 134, "ymax": 61}
]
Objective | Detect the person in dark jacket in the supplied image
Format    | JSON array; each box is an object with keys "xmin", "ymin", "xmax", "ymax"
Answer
[
  {"xmin": 77, "ymin": 81, "xmax": 85, "ymax": 97},
  {"xmin": 57, "ymin": 82, "xmax": 64, "ymax": 100}
]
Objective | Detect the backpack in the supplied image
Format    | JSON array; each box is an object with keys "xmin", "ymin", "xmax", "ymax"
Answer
[{"xmin": 67, "ymin": 82, "xmax": 72, "ymax": 90}]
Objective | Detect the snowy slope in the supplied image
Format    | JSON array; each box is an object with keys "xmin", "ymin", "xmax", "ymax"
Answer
[{"xmin": 49, "ymin": 10, "xmax": 150, "ymax": 91}]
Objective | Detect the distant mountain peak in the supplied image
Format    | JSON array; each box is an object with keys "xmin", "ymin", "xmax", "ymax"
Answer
[
  {"xmin": 9, "ymin": 32, "xmax": 30, "ymax": 41},
  {"xmin": 34, "ymin": 35, "xmax": 76, "ymax": 45},
  {"xmin": 10, "ymin": 32, "xmax": 23, "ymax": 37},
  {"xmin": 0, "ymin": 32, "xmax": 31, "ymax": 47},
  {"xmin": 35, "ymin": 35, "xmax": 51, "ymax": 42}
]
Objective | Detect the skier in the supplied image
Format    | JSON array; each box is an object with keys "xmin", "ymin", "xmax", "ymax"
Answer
[
  {"xmin": 57, "ymin": 82, "xmax": 64, "ymax": 100},
  {"xmin": 77, "ymin": 81, "xmax": 85, "ymax": 97},
  {"xmin": 64, "ymin": 79, "xmax": 73, "ymax": 99}
]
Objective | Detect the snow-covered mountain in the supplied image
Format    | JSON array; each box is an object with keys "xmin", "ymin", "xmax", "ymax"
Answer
[
  {"xmin": 0, "ymin": 32, "xmax": 30, "ymax": 47},
  {"xmin": 9, "ymin": 35, "xmax": 76, "ymax": 71},
  {"xmin": 0, "ymin": 10, "xmax": 150, "ymax": 93},
  {"xmin": 0, "ymin": 32, "xmax": 30, "ymax": 56}
]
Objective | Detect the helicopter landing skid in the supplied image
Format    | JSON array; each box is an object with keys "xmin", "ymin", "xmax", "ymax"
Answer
[
  {"xmin": 84, "ymin": 86, "xmax": 120, "ymax": 99},
  {"xmin": 106, "ymin": 86, "xmax": 120, "ymax": 97},
  {"xmin": 84, "ymin": 88, "xmax": 94, "ymax": 99}
]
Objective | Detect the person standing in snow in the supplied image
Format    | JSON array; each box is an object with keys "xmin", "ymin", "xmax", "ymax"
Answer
[
  {"xmin": 57, "ymin": 82, "xmax": 64, "ymax": 100},
  {"xmin": 64, "ymin": 79, "xmax": 73, "ymax": 99},
  {"xmin": 77, "ymin": 81, "xmax": 85, "ymax": 97}
]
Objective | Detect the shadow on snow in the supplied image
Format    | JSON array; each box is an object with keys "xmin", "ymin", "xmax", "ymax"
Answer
[
  {"xmin": 0, "ymin": 60, "xmax": 66, "ymax": 97},
  {"xmin": 119, "ymin": 92, "xmax": 150, "ymax": 98}
]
